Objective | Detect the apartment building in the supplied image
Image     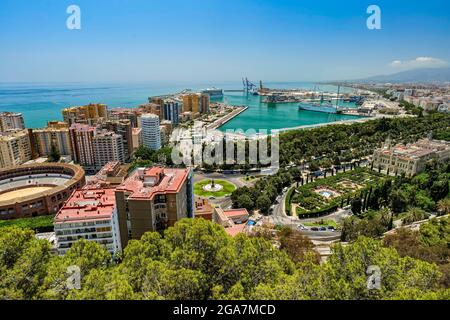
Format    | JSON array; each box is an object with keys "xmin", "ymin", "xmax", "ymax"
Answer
[
  {"xmin": 98, "ymin": 119, "xmax": 133, "ymax": 160},
  {"xmin": 182, "ymin": 93, "xmax": 210, "ymax": 114},
  {"xmin": 0, "ymin": 112, "xmax": 25, "ymax": 132},
  {"xmin": 132, "ymin": 128, "xmax": 142, "ymax": 151},
  {"xmin": 93, "ymin": 131, "xmax": 125, "ymax": 170},
  {"xmin": 0, "ymin": 130, "xmax": 32, "ymax": 168},
  {"xmin": 69, "ymin": 124, "xmax": 96, "ymax": 170},
  {"xmin": 372, "ymin": 138, "xmax": 450, "ymax": 176},
  {"xmin": 108, "ymin": 108, "xmax": 140, "ymax": 128},
  {"xmin": 140, "ymin": 113, "xmax": 161, "ymax": 150},
  {"xmin": 62, "ymin": 104, "xmax": 107, "ymax": 125},
  {"xmin": 31, "ymin": 126, "xmax": 72, "ymax": 158},
  {"xmin": 139, "ymin": 102, "xmax": 163, "ymax": 120},
  {"xmin": 115, "ymin": 167, "xmax": 193, "ymax": 247},
  {"xmin": 163, "ymin": 100, "xmax": 180, "ymax": 125},
  {"xmin": 54, "ymin": 188, "xmax": 121, "ymax": 255}
]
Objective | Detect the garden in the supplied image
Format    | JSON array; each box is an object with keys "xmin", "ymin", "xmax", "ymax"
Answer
[
  {"xmin": 287, "ymin": 168, "xmax": 386, "ymax": 218},
  {"xmin": 194, "ymin": 179, "xmax": 237, "ymax": 198}
]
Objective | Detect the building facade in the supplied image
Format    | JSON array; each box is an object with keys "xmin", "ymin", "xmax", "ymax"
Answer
[
  {"xmin": 98, "ymin": 119, "xmax": 133, "ymax": 160},
  {"xmin": 182, "ymin": 93, "xmax": 210, "ymax": 114},
  {"xmin": 115, "ymin": 167, "xmax": 193, "ymax": 247},
  {"xmin": 163, "ymin": 100, "xmax": 180, "ymax": 125},
  {"xmin": 0, "ymin": 130, "xmax": 32, "ymax": 168},
  {"xmin": 372, "ymin": 138, "xmax": 450, "ymax": 176},
  {"xmin": 0, "ymin": 112, "xmax": 25, "ymax": 132},
  {"xmin": 69, "ymin": 124, "xmax": 96, "ymax": 170},
  {"xmin": 62, "ymin": 104, "xmax": 108, "ymax": 125},
  {"xmin": 54, "ymin": 188, "xmax": 121, "ymax": 255},
  {"xmin": 93, "ymin": 131, "xmax": 125, "ymax": 169},
  {"xmin": 140, "ymin": 113, "xmax": 161, "ymax": 150},
  {"xmin": 132, "ymin": 128, "xmax": 142, "ymax": 152},
  {"xmin": 31, "ymin": 126, "xmax": 72, "ymax": 158}
]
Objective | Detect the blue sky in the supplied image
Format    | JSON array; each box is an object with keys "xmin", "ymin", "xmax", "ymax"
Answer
[{"xmin": 0, "ymin": 0, "xmax": 449, "ymax": 82}]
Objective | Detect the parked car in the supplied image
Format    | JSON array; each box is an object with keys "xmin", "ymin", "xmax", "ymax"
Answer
[
  {"xmin": 327, "ymin": 226, "xmax": 336, "ymax": 231},
  {"xmin": 311, "ymin": 227, "xmax": 319, "ymax": 231},
  {"xmin": 319, "ymin": 227, "xmax": 327, "ymax": 231}
]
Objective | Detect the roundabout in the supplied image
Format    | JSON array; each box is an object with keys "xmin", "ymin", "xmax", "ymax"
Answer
[{"xmin": 194, "ymin": 179, "xmax": 237, "ymax": 198}]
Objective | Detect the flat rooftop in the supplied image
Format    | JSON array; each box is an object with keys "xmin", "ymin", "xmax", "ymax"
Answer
[
  {"xmin": 116, "ymin": 167, "xmax": 190, "ymax": 200},
  {"xmin": 54, "ymin": 188, "xmax": 116, "ymax": 224}
]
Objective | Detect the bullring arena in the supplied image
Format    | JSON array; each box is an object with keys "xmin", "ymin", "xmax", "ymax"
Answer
[{"xmin": 0, "ymin": 163, "xmax": 85, "ymax": 219}]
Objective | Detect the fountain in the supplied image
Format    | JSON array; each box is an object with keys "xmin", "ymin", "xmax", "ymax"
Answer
[{"xmin": 203, "ymin": 179, "xmax": 223, "ymax": 192}]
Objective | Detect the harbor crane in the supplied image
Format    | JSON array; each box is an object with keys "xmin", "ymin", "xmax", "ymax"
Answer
[{"xmin": 242, "ymin": 77, "xmax": 258, "ymax": 94}]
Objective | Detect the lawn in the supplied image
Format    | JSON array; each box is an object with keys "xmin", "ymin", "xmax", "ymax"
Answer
[
  {"xmin": 0, "ymin": 214, "xmax": 54, "ymax": 233},
  {"xmin": 303, "ymin": 219, "xmax": 339, "ymax": 229},
  {"xmin": 194, "ymin": 179, "xmax": 237, "ymax": 198}
]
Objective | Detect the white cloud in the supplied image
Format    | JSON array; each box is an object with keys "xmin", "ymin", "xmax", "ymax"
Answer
[{"xmin": 389, "ymin": 57, "xmax": 448, "ymax": 70}]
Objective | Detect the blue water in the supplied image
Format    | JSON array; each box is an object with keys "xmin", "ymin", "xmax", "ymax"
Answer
[{"xmin": 0, "ymin": 81, "xmax": 360, "ymax": 130}]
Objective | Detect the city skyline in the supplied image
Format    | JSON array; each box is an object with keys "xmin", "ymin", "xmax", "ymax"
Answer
[{"xmin": 1, "ymin": 0, "xmax": 449, "ymax": 83}]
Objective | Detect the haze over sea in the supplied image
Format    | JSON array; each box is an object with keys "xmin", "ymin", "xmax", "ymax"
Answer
[{"xmin": 0, "ymin": 81, "xmax": 360, "ymax": 131}]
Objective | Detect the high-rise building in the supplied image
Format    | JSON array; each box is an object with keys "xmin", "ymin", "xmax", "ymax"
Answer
[
  {"xmin": 132, "ymin": 128, "xmax": 142, "ymax": 151},
  {"xmin": 140, "ymin": 114, "xmax": 161, "ymax": 150},
  {"xmin": 199, "ymin": 93, "xmax": 210, "ymax": 114},
  {"xmin": 62, "ymin": 104, "xmax": 107, "ymax": 125},
  {"xmin": 31, "ymin": 126, "xmax": 72, "ymax": 158},
  {"xmin": 139, "ymin": 102, "xmax": 162, "ymax": 120},
  {"xmin": 98, "ymin": 119, "xmax": 133, "ymax": 160},
  {"xmin": 69, "ymin": 124, "xmax": 96, "ymax": 170},
  {"xmin": 93, "ymin": 131, "xmax": 125, "ymax": 170},
  {"xmin": 108, "ymin": 108, "xmax": 140, "ymax": 128},
  {"xmin": 115, "ymin": 167, "xmax": 193, "ymax": 247},
  {"xmin": 0, "ymin": 112, "xmax": 25, "ymax": 132},
  {"xmin": 0, "ymin": 130, "xmax": 32, "ymax": 168},
  {"xmin": 163, "ymin": 100, "xmax": 180, "ymax": 125},
  {"xmin": 182, "ymin": 93, "xmax": 210, "ymax": 114},
  {"xmin": 54, "ymin": 188, "xmax": 122, "ymax": 255}
]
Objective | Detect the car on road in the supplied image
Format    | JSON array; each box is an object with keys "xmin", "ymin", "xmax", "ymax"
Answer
[
  {"xmin": 297, "ymin": 225, "xmax": 308, "ymax": 231},
  {"xmin": 311, "ymin": 227, "xmax": 319, "ymax": 231},
  {"xmin": 327, "ymin": 226, "xmax": 336, "ymax": 231},
  {"xmin": 319, "ymin": 227, "xmax": 327, "ymax": 231}
]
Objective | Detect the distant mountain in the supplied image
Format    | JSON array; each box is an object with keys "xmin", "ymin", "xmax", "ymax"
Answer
[{"xmin": 355, "ymin": 68, "xmax": 450, "ymax": 83}]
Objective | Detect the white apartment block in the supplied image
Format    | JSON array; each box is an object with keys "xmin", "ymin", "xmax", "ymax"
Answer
[
  {"xmin": 54, "ymin": 188, "xmax": 121, "ymax": 255},
  {"xmin": 140, "ymin": 113, "xmax": 161, "ymax": 150}
]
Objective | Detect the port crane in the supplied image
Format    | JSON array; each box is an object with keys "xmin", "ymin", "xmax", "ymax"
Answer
[{"xmin": 242, "ymin": 77, "xmax": 258, "ymax": 94}]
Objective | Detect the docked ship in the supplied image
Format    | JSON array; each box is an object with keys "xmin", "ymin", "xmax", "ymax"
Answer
[
  {"xmin": 299, "ymin": 102, "xmax": 341, "ymax": 114},
  {"xmin": 299, "ymin": 85, "xmax": 343, "ymax": 114},
  {"xmin": 201, "ymin": 87, "xmax": 224, "ymax": 98}
]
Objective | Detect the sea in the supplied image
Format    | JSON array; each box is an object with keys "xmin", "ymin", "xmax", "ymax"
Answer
[{"xmin": 0, "ymin": 81, "xmax": 361, "ymax": 132}]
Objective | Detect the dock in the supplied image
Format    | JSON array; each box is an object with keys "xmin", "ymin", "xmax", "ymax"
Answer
[{"xmin": 207, "ymin": 106, "xmax": 248, "ymax": 130}]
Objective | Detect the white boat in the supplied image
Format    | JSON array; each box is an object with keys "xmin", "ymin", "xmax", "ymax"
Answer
[{"xmin": 201, "ymin": 87, "xmax": 224, "ymax": 98}]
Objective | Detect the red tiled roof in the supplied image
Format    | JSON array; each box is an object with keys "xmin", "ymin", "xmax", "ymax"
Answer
[
  {"xmin": 223, "ymin": 208, "xmax": 249, "ymax": 218},
  {"xmin": 116, "ymin": 167, "xmax": 190, "ymax": 200},
  {"xmin": 54, "ymin": 188, "xmax": 116, "ymax": 223},
  {"xmin": 225, "ymin": 224, "xmax": 246, "ymax": 237}
]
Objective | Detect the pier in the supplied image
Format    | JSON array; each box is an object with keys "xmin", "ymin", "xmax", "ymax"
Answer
[{"xmin": 207, "ymin": 106, "xmax": 248, "ymax": 130}]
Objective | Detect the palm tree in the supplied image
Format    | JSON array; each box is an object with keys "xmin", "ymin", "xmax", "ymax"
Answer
[{"xmin": 437, "ymin": 198, "xmax": 450, "ymax": 215}]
